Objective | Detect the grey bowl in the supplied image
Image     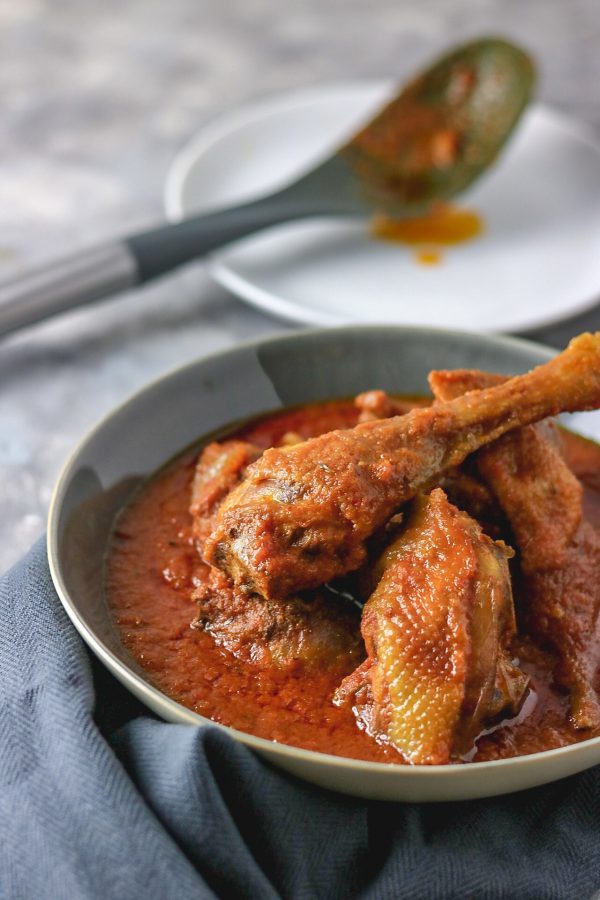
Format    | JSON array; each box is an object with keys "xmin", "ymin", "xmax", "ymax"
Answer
[{"xmin": 48, "ymin": 326, "xmax": 600, "ymax": 802}]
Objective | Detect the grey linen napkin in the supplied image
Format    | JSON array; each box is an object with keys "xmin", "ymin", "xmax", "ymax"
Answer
[{"xmin": 1, "ymin": 538, "xmax": 599, "ymax": 900}]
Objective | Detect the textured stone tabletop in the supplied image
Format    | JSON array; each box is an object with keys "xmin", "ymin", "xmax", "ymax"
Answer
[{"xmin": 2, "ymin": 0, "xmax": 600, "ymax": 572}]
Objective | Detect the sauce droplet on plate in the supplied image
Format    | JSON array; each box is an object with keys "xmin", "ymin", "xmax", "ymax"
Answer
[
  {"xmin": 371, "ymin": 203, "xmax": 484, "ymax": 264},
  {"xmin": 415, "ymin": 249, "xmax": 443, "ymax": 266}
]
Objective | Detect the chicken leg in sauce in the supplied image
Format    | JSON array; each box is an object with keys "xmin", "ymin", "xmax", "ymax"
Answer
[
  {"xmin": 190, "ymin": 440, "xmax": 362, "ymax": 671},
  {"xmin": 430, "ymin": 368, "xmax": 600, "ymax": 730},
  {"xmin": 205, "ymin": 333, "xmax": 600, "ymax": 600}
]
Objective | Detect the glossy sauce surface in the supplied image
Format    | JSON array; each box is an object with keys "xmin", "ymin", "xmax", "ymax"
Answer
[{"xmin": 106, "ymin": 400, "xmax": 600, "ymax": 763}]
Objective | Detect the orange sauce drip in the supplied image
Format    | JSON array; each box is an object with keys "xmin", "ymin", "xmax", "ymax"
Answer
[
  {"xmin": 416, "ymin": 249, "xmax": 443, "ymax": 266},
  {"xmin": 371, "ymin": 203, "xmax": 484, "ymax": 265}
]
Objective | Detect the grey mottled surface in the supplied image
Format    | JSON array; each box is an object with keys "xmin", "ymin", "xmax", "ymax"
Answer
[{"xmin": 2, "ymin": 0, "xmax": 600, "ymax": 572}]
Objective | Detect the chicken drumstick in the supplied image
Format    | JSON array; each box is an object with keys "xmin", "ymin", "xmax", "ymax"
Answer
[
  {"xmin": 190, "ymin": 440, "xmax": 362, "ymax": 670},
  {"xmin": 205, "ymin": 333, "xmax": 600, "ymax": 599}
]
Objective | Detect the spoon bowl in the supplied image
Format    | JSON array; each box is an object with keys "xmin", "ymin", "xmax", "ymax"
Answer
[{"xmin": 341, "ymin": 37, "xmax": 535, "ymax": 213}]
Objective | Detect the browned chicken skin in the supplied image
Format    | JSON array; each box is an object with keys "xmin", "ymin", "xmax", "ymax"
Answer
[
  {"xmin": 192, "ymin": 566, "xmax": 362, "ymax": 671},
  {"xmin": 335, "ymin": 489, "xmax": 528, "ymax": 764},
  {"xmin": 355, "ymin": 388, "xmax": 507, "ymax": 537},
  {"xmin": 190, "ymin": 440, "xmax": 262, "ymax": 551},
  {"xmin": 430, "ymin": 368, "xmax": 600, "ymax": 729},
  {"xmin": 190, "ymin": 441, "xmax": 362, "ymax": 670},
  {"xmin": 205, "ymin": 333, "xmax": 600, "ymax": 600},
  {"xmin": 355, "ymin": 389, "xmax": 426, "ymax": 422}
]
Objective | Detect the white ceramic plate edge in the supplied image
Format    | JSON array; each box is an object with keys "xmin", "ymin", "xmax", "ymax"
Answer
[{"xmin": 164, "ymin": 83, "xmax": 600, "ymax": 333}]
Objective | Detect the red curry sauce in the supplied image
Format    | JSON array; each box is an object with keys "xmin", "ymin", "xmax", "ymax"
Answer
[{"xmin": 105, "ymin": 400, "xmax": 600, "ymax": 763}]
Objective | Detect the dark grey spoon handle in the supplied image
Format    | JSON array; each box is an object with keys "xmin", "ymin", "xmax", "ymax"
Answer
[
  {"xmin": 0, "ymin": 243, "xmax": 139, "ymax": 338},
  {"xmin": 0, "ymin": 196, "xmax": 331, "ymax": 339}
]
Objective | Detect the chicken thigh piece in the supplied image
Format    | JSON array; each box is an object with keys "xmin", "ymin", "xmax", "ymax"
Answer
[
  {"xmin": 205, "ymin": 333, "xmax": 600, "ymax": 600},
  {"xmin": 430, "ymin": 368, "xmax": 600, "ymax": 729},
  {"xmin": 190, "ymin": 440, "xmax": 362, "ymax": 671},
  {"xmin": 192, "ymin": 566, "xmax": 362, "ymax": 671},
  {"xmin": 335, "ymin": 489, "xmax": 528, "ymax": 764}
]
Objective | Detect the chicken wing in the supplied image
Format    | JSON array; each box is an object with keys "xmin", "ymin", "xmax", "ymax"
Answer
[
  {"xmin": 205, "ymin": 332, "xmax": 600, "ymax": 599},
  {"xmin": 430, "ymin": 368, "xmax": 600, "ymax": 729},
  {"xmin": 335, "ymin": 489, "xmax": 528, "ymax": 764}
]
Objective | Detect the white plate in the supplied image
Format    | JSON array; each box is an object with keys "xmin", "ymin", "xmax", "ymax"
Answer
[{"xmin": 165, "ymin": 82, "xmax": 600, "ymax": 333}]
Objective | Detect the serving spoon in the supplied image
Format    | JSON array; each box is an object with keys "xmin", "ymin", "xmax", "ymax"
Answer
[{"xmin": 0, "ymin": 37, "xmax": 534, "ymax": 338}]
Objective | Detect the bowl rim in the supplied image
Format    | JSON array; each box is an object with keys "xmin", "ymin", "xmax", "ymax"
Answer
[{"xmin": 47, "ymin": 323, "xmax": 600, "ymax": 778}]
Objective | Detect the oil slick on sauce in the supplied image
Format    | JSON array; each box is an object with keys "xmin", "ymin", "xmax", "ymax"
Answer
[{"xmin": 371, "ymin": 203, "xmax": 484, "ymax": 265}]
